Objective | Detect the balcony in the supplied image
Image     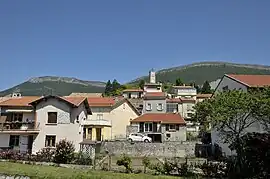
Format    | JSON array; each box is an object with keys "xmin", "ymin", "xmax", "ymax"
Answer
[
  {"xmin": 82, "ymin": 119, "xmax": 112, "ymax": 127},
  {"xmin": 0, "ymin": 122, "xmax": 40, "ymax": 134}
]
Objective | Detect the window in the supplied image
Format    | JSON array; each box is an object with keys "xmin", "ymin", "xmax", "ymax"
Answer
[
  {"xmin": 187, "ymin": 113, "xmax": 193, "ymax": 118},
  {"xmin": 166, "ymin": 134, "xmax": 171, "ymax": 138},
  {"xmin": 13, "ymin": 113, "xmax": 23, "ymax": 122},
  {"xmin": 47, "ymin": 112, "xmax": 57, "ymax": 124},
  {"xmin": 144, "ymin": 123, "xmax": 153, "ymax": 132},
  {"xmin": 146, "ymin": 103, "xmax": 152, "ymax": 111},
  {"xmin": 9, "ymin": 135, "xmax": 20, "ymax": 147},
  {"xmin": 222, "ymin": 86, "xmax": 229, "ymax": 91},
  {"xmin": 45, "ymin": 135, "xmax": 56, "ymax": 147},
  {"xmin": 166, "ymin": 124, "xmax": 177, "ymax": 131},
  {"xmin": 97, "ymin": 114, "xmax": 103, "ymax": 120},
  {"xmin": 176, "ymin": 124, "xmax": 180, "ymax": 131},
  {"xmin": 166, "ymin": 103, "xmax": 178, "ymax": 113},
  {"xmin": 157, "ymin": 103, "xmax": 163, "ymax": 111},
  {"xmin": 139, "ymin": 123, "xmax": 144, "ymax": 132}
]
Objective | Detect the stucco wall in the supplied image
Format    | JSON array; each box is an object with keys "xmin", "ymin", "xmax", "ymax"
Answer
[
  {"xmin": 110, "ymin": 102, "xmax": 139, "ymax": 139},
  {"xmin": 215, "ymin": 76, "xmax": 247, "ymax": 93},
  {"xmin": 0, "ymin": 134, "xmax": 10, "ymax": 148},
  {"xmin": 161, "ymin": 125, "xmax": 187, "ymax": 142},
  {"xmin": 143, "ymin": 99, "xmax": 166, "ymax": 114},
  {"xmin": 178, "ymin": 102, "xmax": 195, "ymax": 119},
  {"xmin": 32, "ymin": 98, "xmax": 87, "ymax": 153}
]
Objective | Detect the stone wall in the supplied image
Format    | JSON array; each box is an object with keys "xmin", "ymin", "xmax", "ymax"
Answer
[{"xmin": 101, "ymin": 141, "xmax": 197, "ymax": 158}]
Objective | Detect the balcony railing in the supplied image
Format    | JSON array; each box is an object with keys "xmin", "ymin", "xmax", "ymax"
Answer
[
  {"xmin": 81, "ymin": 119, "xmax": 112, "ymax": 126},
  {"xmin": 0, "ymin": 122, "xmax": 40, "ymax": 133}
]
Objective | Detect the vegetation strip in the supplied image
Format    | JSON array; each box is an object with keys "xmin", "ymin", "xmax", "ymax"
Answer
[{"xmin": 0, "ymin": 162, "xmax": 178, "ymax": 179}]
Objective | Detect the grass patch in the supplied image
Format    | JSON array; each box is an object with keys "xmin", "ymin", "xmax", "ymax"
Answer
[{"xmin": 0, "ymin": 162, "xmax": 177, "ymax": 179}]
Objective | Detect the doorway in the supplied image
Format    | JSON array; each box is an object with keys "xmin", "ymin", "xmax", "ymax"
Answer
[
  {"xmin": 28, "ymin": 135, "xmax": 34, "ymax": 154},
  {"xmin": 87, "ymin": 128, "xmax": 92, "ymax": 140},
  {"xmin": 96, "ymin": 128, "xmax": 102, "ymax": 141}
]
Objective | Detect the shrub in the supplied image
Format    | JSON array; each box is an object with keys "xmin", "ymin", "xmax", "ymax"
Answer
[
  {"xmin": 73, "ymin": 152, "xmax": 92, "ymax": 165},
  {"xmin": 200, "ymin": 161, "xmax": 227, "ymax": 178},
  {"xmin": 116, "ymin": 154, "xmax": 132, "ymax": 173},
  {"xmin": 54, "ymin": 139, "xmax": 75, "ymax": 164},
  {"xmin": 142, "ymin": 156, "xmax": 150, "ymax": 173},
  {"xmin": 36, "ymin": 148, "xmax": 55, "ymax": 162}
]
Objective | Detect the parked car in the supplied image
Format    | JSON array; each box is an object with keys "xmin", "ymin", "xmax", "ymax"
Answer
[{"xmin": 127, "ymin": 133, "xmax": 152, "ymax": 143}]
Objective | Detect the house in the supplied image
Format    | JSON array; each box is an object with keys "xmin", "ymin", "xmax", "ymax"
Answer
[
  {"xmin": 171, "ymin": 85, "xmax": 197, "ymax": 100},
  {"xmin": 211, "ymin": 74, "xmax": 270, "ymax": 156},
  {"xmin": 130, "ymin": 113, "xmax": 186, "ymax": 142},
  {"xmin": 143, "ymin": 92, "xmax": 167, "ymax": 114},
  {"xmin": 143, "ymin": 70, "xmax": 162, "ymax": 94},
  {"xmin": 166, "ymin": 98, "xmax": 198, "ymax": 132},
  {"xmin": 0, "ymin": 95, "xmax": 91, "ymax": 154},
  {"xmin": 83, "ymin": 97, "xmax": 140, "ymax": 141},
  {"xmin": 122, "ymin": 89, "xmax": 143, "ymax": 99}
]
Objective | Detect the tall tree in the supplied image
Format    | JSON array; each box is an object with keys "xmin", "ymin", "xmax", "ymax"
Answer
[
  {"xmin": 175, "ymin": 78, "xmax": 183, "ymax": 86},
  {"xmin": 201, "ymin": 81, "xmax": 212, "ymax": 94},
  {"xmin": 104, "ymin": 80, "xmax": 112, "ymax": 96},
  {"xmin": 139, "ymin": 79, "xmax": 145, "ymax": 90},
  {"xmin": 193, "ymin": 90, "xmax": 269, "ymax": 171}
]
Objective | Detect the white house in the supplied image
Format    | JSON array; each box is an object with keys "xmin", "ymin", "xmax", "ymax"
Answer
[
  {"xmin": 0, "ymin": 95, "xmax": 91, "ymax": 154},
  {"xmin": 211, "ymin": 74, "xmax": 270, "ymax": 156}
]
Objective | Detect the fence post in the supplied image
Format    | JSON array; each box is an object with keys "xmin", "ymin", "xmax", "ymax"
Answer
[{"xmin": 109, "ymin": 155, "xmax": 112, "ymax": 171}]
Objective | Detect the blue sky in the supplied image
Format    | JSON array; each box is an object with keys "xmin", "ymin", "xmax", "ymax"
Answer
[{"xmin": 0, "ymin": 0, "xmax": 270, "ymax": 90}]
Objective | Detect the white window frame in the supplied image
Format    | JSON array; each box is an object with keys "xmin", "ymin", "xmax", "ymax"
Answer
[
  {"xmin": 146, "ymin": 103, "xmax": 152, "ymax": 111},
  {"xmin": 157, "ymin": 103, "xmax": 163, "ymax": 111},
  {"xmin": 144, "ymin": 122, "xmax": 153, "ymax": 132}
]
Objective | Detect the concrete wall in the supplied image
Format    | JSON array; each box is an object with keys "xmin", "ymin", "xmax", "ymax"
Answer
[
  {"xmin": 32, "ymin": 98, "xmax": 87, "ymax": 153},
  {"xmin": 143, "ymin": 99, "xmax": 166, "ymax": 114},
  {"xmin": 161, "ymin": 125, "xmax": 187, "ymax": 142},
  {"xmin": 102, "ymin": 141, "xmax": 196, "ymax": 157},
  {"xmin": 123, "ymin": 92, "xmax": 142, "ymax": 99}
]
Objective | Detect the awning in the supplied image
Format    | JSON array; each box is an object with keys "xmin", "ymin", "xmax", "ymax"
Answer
[{"xmin": 5, "ymin": 109, "xmax": 33, "ymax": 113}]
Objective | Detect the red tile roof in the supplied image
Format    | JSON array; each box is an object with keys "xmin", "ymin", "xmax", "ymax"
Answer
[
  {"xmin": 131, "ymin": 113, "xmax": 186, "ymax": 124},
  {"xmin": 123, "ymin": 89, "xmax": 144, "ymax": 92},
  {"xmin": 61, "ymin": 97, "xmax": 86, "ymax": 106},
  {"xmin": 226, "ymin": 74, "xmax": 270, "ymax": 87},
  {"xmin": 87, "ymin": 97, "xmax": 115, "ymax": 107},
  {"xmin": 166, "ymin": 98, "xmax": 182, "ymax": 103},
  {"xmin": 196, "ymin": 94, "xmax": 212, "ymax": 98},
  {"xmin": 0, "ymin": 96, "xmax": 40, "ymax": 107}
]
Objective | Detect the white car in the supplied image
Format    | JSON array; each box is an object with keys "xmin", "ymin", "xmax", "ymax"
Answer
[{"xmin": 127, "ymin": 133, "xmax": 152, "ymax": 143}]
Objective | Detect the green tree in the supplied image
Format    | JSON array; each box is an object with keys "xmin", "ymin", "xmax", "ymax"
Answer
[
  {"xmin": 54, "ymin": 139, "xmax": 75, "ymax": 164},
  {"xmin": 139, "ymin": 80, "xmax": 145, "ymax": 90},
  {"xmin": 104, "ymin": 80, "xmax": 112, "ymax": 96},
  {"xmin": 175, "ymin": 78, "xmax": 183, "ymax": 86},
  {"xmin": 112, "ymin": 79, "xmax": 121, "ymax": 95},
  {"xmin": 201, "ymin": 81, "xmax": 212, "ymax": 94},
  {"xmin": 193, "ymin": 90, "xmax": 269, "ymax": 171}
]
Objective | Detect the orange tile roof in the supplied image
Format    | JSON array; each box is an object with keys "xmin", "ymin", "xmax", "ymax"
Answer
[
  {"xmin": 61, "ymin": 97, "xmax": 86, "ymax": 106},
  {"xmin": 123, "ymin": 89, "xmax": 144, "ymax": 92},
  {"xmin": 0, "ymin": 96, "xmax": 40, "ymax": 107},
  {"xmin": 226, "ymin": 74, "xmax": 270, "ymax": 87},
  {"xmin": 87, "ymin": 97, "xmax": 115, "ymax": 107},
  {"xmin": 196, "ymin": 94, "xmax": 212, "ymax": 98},
  {"xmin": 180, "ymin": 98, "xmax": 196, "ymax": 103},
  {"xmin": 131, "ymin": 113, "xmax": 186, "ymax": 124}
]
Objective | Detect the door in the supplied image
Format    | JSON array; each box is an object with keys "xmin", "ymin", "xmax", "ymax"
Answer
[
  {"xmin": 27, "ymin": 135, "xmax": 34, "ymax": 154},
  {"xmin": 83, "ymin": 127, "xmax": 86, "ymax": 139},
  {"xmin": 20, "ymin": 136, "xmax": 28, "ymax": 153},
  {"xmin": 96, "ymin": 128, "xmax": 102, "ymax": 141}
]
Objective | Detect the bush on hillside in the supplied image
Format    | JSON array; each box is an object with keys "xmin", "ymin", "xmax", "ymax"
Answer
[{"xmin": 116, "ymin": 154, "xmax": 132, "ymax": 173}]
